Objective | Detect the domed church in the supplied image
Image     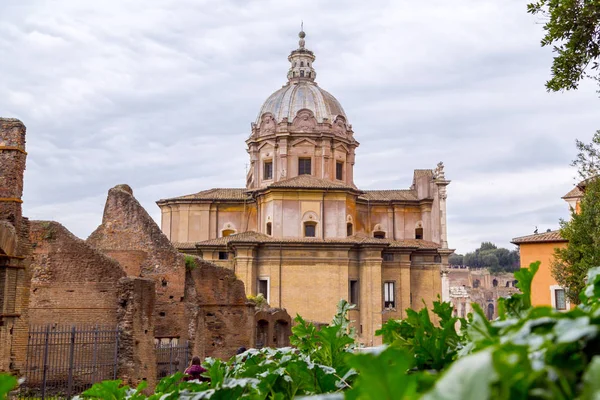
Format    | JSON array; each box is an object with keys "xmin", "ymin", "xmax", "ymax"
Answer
[{"xmin": 157, "ymin": 30, "xmax": 452, "ymax": 345}]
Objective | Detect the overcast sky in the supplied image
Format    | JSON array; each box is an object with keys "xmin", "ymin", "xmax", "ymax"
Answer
[{"xmin": 2, "ymin": 0, "xmax": 599, "ymax": 254}]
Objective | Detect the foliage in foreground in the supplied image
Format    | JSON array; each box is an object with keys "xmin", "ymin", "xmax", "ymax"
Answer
[{"xmin": 3, "ymin": 262, "xmax": 600, "ymax": 399}]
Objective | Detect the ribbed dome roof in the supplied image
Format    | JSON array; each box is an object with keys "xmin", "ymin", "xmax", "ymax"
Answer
[{"xmin": 256, "ymin": 81, "xmax": 347, "ymax": 124}]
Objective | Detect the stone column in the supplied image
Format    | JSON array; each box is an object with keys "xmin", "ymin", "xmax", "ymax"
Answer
[
  {"xmin": 433, "ymin": 163, "xmax": 450, "ymax": 249},
  {"xmin": 233, "ymin": 245, "xmax": 257, "ymax": 297},
  {"xmin": 359, "ymin": 246, "xmax": 385, "ymax": 347},
  {"xmin": 441, "ymin": 270, "xmax": 450, "ymax": 302}
]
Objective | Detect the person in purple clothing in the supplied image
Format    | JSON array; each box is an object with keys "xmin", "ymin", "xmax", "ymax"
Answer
[{"xmin": 184, "ymin": 356, "xmax": 208, "ymax": 382}]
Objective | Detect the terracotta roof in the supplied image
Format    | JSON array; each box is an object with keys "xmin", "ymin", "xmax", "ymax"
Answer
[
  {"xmin": 267, "ymin": 175, "xmax": 357, "ymax": 190},
  {"xmin": 184, "ymin": 231, "xmax": 440, "ymax": 249},
  {"xmin": 511, "ymin": 230, "xmax": 566, "ymax": 244},
  {"xmin": 562, "ymin": 186, "xmax": 584, "ymax": 199},
  {"xmin": 359, "ymin": 190, "xmax": 417, "ymax": 201},
  {"xmin": 159, "ymin": 188, "xmax": 252, "ymax": 202}
]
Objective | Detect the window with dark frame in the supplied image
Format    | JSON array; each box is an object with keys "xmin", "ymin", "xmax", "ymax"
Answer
[
  {"xmin": 347, "ymin": 223, "xmax": 353, "ymax": 237},
  {"xmin": 264, "ymin": 161, "xmax": 273, "ymax": 180},
  {"xmin": 384, "ymin": 281, "xmax": 395, "ymax": 308},
  {"xmin": 383, "ymin": 253, "xmax": 393, "ymax": 262},
  {"xmin": 349, "ymin": 280, "xmax": 359, "ymax": 306},
  {"xmin": 415, "ymin": 227, "xmax": 424, "ymax": 239},
  {"xmin": 374, "ymin": 231, "xmax": 386, "ymax": 239},
  {"xmin": 304, "ymin": 222, "xmax": 316, "ymax": 237},
  {"xmin": 266, "ymin": 222, "xmax": 272, "ymax": 236},
  {"xmin": 336, "ymin": 161, "xmax": 343, "ymax": 180},
  {"xmin": 555, "ymin": 288, "xmax": 567, "ymax": 310},
  {"xmin": 258, "ymin": 279, "xmax": 269, "ymax": 302},
  {"xmin": 218, "ymin": 251, "xmax": 228, "ymax": 260},
  {"xmin": 298, "ymin": 158, "xmax": 311, "ymax": 175}
]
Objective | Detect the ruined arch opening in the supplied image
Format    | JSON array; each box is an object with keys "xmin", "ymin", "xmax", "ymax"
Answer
[
  {"xmin": 274, "ymin": 319, "xmax": 290, "ymax": 347},
  {"xmin": 256, "ymin": 319, "xmax": 269, "ymax": 349},
  {"xmin": 486, "ymin": 303, "xmax": 494, "ymax": 320}
]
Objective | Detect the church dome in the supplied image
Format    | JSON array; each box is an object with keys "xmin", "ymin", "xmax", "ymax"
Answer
[
  {"xmin": 255, "ymin": 29, "xmax": 347, "ymax": 125},
  {"xmin": 256, "ymin": 82, "xmax": 346, "ymax": 124}
]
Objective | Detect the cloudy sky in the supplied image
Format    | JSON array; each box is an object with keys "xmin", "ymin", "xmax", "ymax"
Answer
[{"xmin": 2, "ymin": 0, "xmax": 599, "ymax": 254}]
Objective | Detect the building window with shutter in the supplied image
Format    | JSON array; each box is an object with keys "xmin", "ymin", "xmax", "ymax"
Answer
[
  {"xmin": 298, "ymin": 158, "xmax": 311, "ymax": 175},
  {"xmin": 550, "ymin": 285, "xmax": 569, "ymax": 311},
  {"xmin": 264, "ymin": 161, "xmax": 273, "ymax": 180},
  {"xmin": 336, "ymin": 161, "xmax": 343, "ymax": 180},
  {"xmin": 384, "ymin": 281, "xmax": 395, "ymax": 309},
  {"xmin": 555, "ymin": 288, "xmax": 566, "ymax": 310}
]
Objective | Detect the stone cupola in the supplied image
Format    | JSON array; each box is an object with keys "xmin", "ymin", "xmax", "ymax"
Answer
[{"xmin": 246, "ymin": 29, "xmax": 360, "ymax": 190}]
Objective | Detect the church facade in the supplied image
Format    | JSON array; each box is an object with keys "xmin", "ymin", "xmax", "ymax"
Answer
[{"xmin": 157, "ymin": 31, "xmax": 452, "ymax": 345}]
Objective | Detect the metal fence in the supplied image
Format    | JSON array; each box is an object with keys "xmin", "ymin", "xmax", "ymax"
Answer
[
  {"xmin": 20, "ymin": 325, "xmax": 119, "ymax": 399},
  {"xmin": 155, "ymin": 341, "xmax": 190, "ymax": 379}
]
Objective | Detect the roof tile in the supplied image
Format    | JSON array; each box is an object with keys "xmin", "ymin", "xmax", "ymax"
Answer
[{"xmin": 511, "ymin": 230, "xmax": 566, "ymax": 244}]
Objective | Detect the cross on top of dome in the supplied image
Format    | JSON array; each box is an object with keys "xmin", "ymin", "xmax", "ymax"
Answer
[{"xmin": 287, "ymin": 25, "xmax": 316, "ymax": 83}]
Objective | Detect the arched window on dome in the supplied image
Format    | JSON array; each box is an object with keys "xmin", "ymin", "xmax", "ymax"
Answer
[
  {"xmin": 300, "ymin": 61, "xmax": 304, "ymax": 67},
  {"xmin": 300, "ymin": 70, "xmax": 304, "ymax": 77},
  {"xmin": 293, "ymin": 71, "xmax": 296, "ymax": 78},
  {"xmin": 307, "ymin": 62, "xmax": 310, "ymax": 67}
]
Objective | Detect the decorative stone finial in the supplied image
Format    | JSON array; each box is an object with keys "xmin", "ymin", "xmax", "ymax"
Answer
[
  {"xmin": 434, "ymin": 162, "xmax": 445, "ymax": 179},
  {"xmin": 299, "ymin": 22, "xmax": 306, "ymax": 48},
  {"xmin": 287, "ymin": 26, "xmax": 316, "ymax": 82}
]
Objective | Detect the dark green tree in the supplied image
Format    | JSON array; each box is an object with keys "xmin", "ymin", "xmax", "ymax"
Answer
[
  {"xmin": 553, "ymin": 178, "xmax": 600, "ymax": 303},
  {"xmin": 448, "ymin": 253, "xmax": 464, "ymax": 266},
  {"xmin": 461, "ymin": 243, "xmax": 520, "ymax": 272},
  {"xmin": 527, "ymin": 0, "xmax": 600, "ymax": 92}
]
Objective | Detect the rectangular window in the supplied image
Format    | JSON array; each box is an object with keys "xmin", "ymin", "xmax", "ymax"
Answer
[
  {"xmin": 336, "ymin": 161, "xmax": 343, "ymax": 180},
  {"xmin": 298, "ymin": 158, "xmax": 311, "ymax": 175},
  {"xmin": 304, "ymin": 222, "xmax": 316, "ymax": 237},
  {"xmin": 349, "ymin": 280, "xmax": 359, "ymax": 306},
  {"xmin": 263, "ymin": 161, "xmax": 273, "ymax": 180},
  {"xmin": 384, "ymin": 281, "xmax": 395, "ymax": 309},
  {"xmin": 555, "ymin": 288, "xmax": 567, "ymax": 310},
  {"xmin": 218, "ymin": 251, "xmax": 228, "ymax": 260},
  {"xmin": 382, "ymin": 253, "xmax": 393, "ymax": 262},
  {"xmin": 258, "ymin": 278, "xmax": 269, "ymax": 302}
]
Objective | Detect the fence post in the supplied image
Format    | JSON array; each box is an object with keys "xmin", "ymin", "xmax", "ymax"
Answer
[
  {"xmin": 169, "ymin": 342, "xmax": 174, "ymax": 376},
  {"xmin": 113, "ymin": 326, "xmax": 119, "ymax": 380},
  {"xmin": 66, "ymin": 326, "xmax": 76, "ymax": 398},
  {"xmin": 91, "ymin": 325, "xmax": 99, "ymax": 384},
  {"xmin": 40, "ymin": 325, "xmax": 50, "ymax": 400}
]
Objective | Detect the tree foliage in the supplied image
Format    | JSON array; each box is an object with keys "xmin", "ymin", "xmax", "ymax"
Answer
[
  {"xmin": 553, "ymin": 178, "xmax": 600, "ymax": 303},
  {"xmin": 450, "ymin": 242, "xmax": 519, "ymax": 273},
  {"xmin": 527, "ymin": 0, "xmax": 600, "ymax": 92}
]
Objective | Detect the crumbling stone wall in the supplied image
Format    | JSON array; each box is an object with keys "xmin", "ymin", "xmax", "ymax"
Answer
[
  {"xmin": 254, "ymin": 308, "xmax": 292, "ymax": 349},
  {"xmin": 185, "ymin": 257, "xmax": 255, "ymax": 359},
  {"xmin": 88, "ymin": 185, "xmax": 255, "ymax": 358},
  {"xmin": 87, "ymin": 185, "xmax": 187, "ymax": 340},
  {"xmin": 117, "ymin": 277, "xmax": 157, "ymax": 390},
  {"xmin": 29, "ymin": 221, "xmax": 127, "ymax": 326},
  {"xmin": 0, "ymin": 118, "xmax": 32, "ymax": 374}
]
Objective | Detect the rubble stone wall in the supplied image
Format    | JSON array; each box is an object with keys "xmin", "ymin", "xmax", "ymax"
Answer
[{"xmin": 29, "ymin": 221, "xmax": 127, "ymax": 326}]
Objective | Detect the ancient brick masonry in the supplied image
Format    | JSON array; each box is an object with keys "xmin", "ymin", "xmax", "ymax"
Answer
[
  {"xmin": 88, "ymin": 184, "xmax": 255, "ymax": 359},
  {"xmin": 0, "ymin": 118, "xmax": 32, "ymax": 374},
  {"xmin": 29, "ymin": 221, "xmax": 127, "ymax": 326}
]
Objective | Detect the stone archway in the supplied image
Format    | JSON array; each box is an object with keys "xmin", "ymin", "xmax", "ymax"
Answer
[{"xmin": 274, "ymin": 319, "xmax": 290, "ymax": 347}]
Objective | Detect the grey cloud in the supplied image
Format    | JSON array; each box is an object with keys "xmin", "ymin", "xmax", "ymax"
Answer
[{"xmin": 2, "ymin": 0, "xmax": 600, "ymax": 254}]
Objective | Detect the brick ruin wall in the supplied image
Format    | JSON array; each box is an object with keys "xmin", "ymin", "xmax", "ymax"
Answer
[
  {"xmin": 87, "ymin": 185, "xmax": 188, "ymax": 340},
  {"xmin": 29, "ymin": 221, "xmax": 127, "ymax": 326},
  {"xmin": 0, "ymin": 118, "xmax": 32, "ymax": 374},
  {"xmin": 87, "ymin": 185, "xmax": 255, "ymax": 359},
  {"xmin": 185, "ymin": 258, "xmax": 255, "ymax": 359}
]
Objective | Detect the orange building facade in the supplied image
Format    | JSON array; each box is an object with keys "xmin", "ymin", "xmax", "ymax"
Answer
[{"xmin": 511, "ymin": 183, "xmax": 585, "ymax": 310}]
